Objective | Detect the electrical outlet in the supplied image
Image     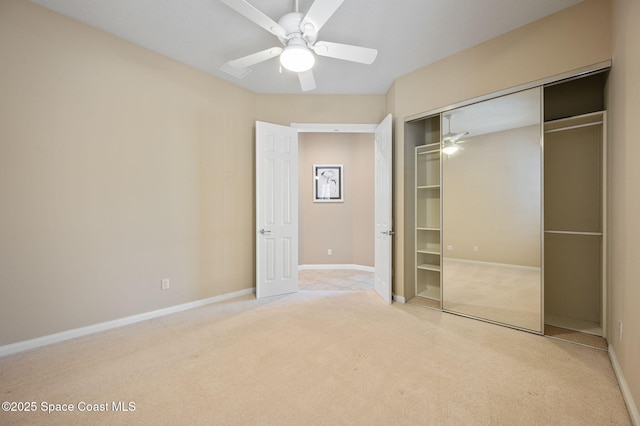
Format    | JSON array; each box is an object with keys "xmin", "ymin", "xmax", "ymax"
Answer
[
  {"xmin": 328, "ymin": 249, "xmax": 332, "ymax": 255},
  {"xmin": 473, "ymin": 246, "xmax": 479, "ymax": 252},
  {"xmin": 161, "ymin": 278, "xmax": 170, "ymax": 290},
  {"xmin": 619, "ymin": 321, "xmax": 623, "ymax": 341},
  {"xmin": 447, "ymin": 245, "xmax": 453, "ymax": 251}
]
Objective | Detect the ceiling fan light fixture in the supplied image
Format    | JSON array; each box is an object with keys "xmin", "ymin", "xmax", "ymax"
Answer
[
  {"xmin": 442, "ymin": 114, "xmax": 466, "ymax": 155},
  {"xmin": 442, "ymin": 141, "xmax": 460, "ymax": 155},
  {"xmin": 280, "ymin": 45, "xmax": 315, "ymax": 72}
]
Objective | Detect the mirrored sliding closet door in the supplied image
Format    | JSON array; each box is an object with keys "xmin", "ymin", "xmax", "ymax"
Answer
[{"xmin": 442, "ymin": 87, "xmax": 543, "ymax": 332}]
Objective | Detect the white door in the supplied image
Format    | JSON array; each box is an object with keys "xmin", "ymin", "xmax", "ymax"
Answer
[
  {"xmin": 256, "ymin": 121, "xmax": 299, "ymax": 298},
  {"xmin": 374, "ymin": 114, "xmax": 393, "ymax": 304}
]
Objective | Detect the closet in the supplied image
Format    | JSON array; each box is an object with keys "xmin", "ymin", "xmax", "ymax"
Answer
[
  {"xmin": 403, "ymin": 65, "xmax": 609, "ymax": 338},
  {"xmin": 543, "ymin": 73, "xmax": 607, "ymax": 336}
]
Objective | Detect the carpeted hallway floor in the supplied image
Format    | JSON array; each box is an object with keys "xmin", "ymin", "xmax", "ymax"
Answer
[
  {"xmin": 0, "ymin": 271, "xmax": 631, "ymax": 425},
  {"xmin": 299, "ymin": 268, "xmax": 374, "ymax": 292}
]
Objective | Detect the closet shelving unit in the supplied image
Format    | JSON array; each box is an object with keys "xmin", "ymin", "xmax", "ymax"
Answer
[{"xmin": 415, "ymin": 141, "xmax": 442, "ymax": 301}]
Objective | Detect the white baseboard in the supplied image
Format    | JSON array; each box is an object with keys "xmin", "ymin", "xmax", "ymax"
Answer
[
  {"xmin": 393, "ymin": 294, "xmax": 406, "ymax": 303},
  {"xmin": 609, "ymin": 345, "xmax": 640, "ymax": 425},
  {"xmin": 0, "ymin": 287, "xmax": 255, "ymax": 358},
  {"xmin": 298, "ymin": 264, "xmax": 374, "ymax": 273}
]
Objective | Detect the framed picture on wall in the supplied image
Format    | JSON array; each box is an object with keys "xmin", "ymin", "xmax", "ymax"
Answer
[{"xmin": 313, "ymin": 164, "xmax": 343, "ymax": 202}]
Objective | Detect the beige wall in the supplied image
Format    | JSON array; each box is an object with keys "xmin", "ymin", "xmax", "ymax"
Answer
[
  {"xmin": 392, "ymin": 0, "xmax": 611, "ymax": 119},
  {"xmin": 0, "ymin": 0, "xmax": 255, "ymax": 345},
  {"xmin": 298, "ymin": 133, "xmax": 374, "ymax": 267},
  {"xmin": 608, "ymin": 0, "xmax": 640, "ymax": 417},
  {"xmin": 388, "ymin": 0, "xmax": 612, "ymax": 300},
  {"xmin": 256, "ymin": 95, "xmax": 386, "ymax": 125}
]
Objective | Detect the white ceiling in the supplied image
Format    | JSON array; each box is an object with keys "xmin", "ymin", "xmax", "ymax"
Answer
[{"xmin": 30, "ymin": 0, "xmax": 583, "ymax": 95}]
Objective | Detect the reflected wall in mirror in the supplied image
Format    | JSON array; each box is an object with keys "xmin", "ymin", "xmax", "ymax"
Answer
[{"xmin": 442, "ymin": 88, "xmax": 542, "ymax": 332}]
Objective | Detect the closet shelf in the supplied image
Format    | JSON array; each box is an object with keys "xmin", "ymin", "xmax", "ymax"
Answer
[
  {"xmin": 544, "ymin": 110, "xmax": 605, "ymax": 132},
  {"xmin": 417, "ymin": 142, "xmax": 441, "ymax": 149},
  {"xmin": 417, "ymin": 148, "xmax": 441, "ymax": 155},
  {"xmin": 544, "ymin": 230, "xmax": 603, "ymax": 236},
  {"xmin": 417, "ymin": 249, "xmax": 441, "ymax": 255},
  {"xmin": 417, "ymin": 287, "xmax": 441, "ymax": 301},
  {"xmin": 417, "ymin": 263, "xmax": 440, "ymax": 272}
]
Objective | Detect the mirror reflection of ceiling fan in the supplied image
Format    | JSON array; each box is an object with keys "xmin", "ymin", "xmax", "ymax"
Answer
[
  {"xmin": 442, "ymin": 114, "xmax": 469, "ymax": 155},
  {"xmin": 219, "ymin": 0, "xmax": 378, "ymax": 92}
]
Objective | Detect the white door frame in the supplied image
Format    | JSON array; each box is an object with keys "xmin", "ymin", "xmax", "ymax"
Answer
[{"xmin": 291, "ymin": 123, "xmax": 378, "ymax": 133}]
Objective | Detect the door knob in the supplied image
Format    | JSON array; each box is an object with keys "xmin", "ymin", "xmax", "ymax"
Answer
[
  {"xmin": 259, "ymin": 228, "xmax": 271, "ymax": 235},
  {"xmin": 381, "ymin": 230, "xmax": 395, "ymax": 236}
]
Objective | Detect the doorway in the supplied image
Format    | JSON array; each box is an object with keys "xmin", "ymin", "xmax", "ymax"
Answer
[
  {"xmin": 298, "ymin": 132, "xmax": 375, "ymax": 270},
  {"xmin": 298, "ymin": 131, "xmax": 375, "ymax": 293},
  {"xmin": 255, "ymin": 116, "xmax": 393, "ymax": 302}
]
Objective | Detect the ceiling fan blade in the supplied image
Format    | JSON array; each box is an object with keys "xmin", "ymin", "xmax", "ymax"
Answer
[
  {"xmin": 220, "ymin": 62, "xmax": 252, "ymax": 79},
  {"xmin": 227, "ymin": 47, "xmax": 283, "ymax": 69},
  {"xmin": 302, "ymin": 0, "xmax": 344, "ymax": 32},
  {"xmin": 298, "ymin": 70, "xmax": 316, "ymax": 92},
  {"xmin": 219, "ymin": 0, "xmax": 286, "ymax": 37},
  {"xmin": 446, "ymin": 131, "xmax": 469, "ymax": 142},
  {"xmin": 312, "ymin": 41, "xmax": 377, "ymax": 64}
]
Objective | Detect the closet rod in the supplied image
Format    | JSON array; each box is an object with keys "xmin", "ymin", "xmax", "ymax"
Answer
[
  {"xmin": 544, "ymin": 121, "xmax": 603, "ymax": 134},
  {"xmin": 544, "ymin": 230, "xmax": 603, "ymax": 236}
]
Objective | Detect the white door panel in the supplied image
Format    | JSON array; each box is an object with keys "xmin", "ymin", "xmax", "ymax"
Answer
[
  {"xmin": 375, "ymin": 114, "xmax": 393, "ymax": 304},
  {"xmin": 256, "ymin": 122, "xmax": 298, "ymax": 298}
]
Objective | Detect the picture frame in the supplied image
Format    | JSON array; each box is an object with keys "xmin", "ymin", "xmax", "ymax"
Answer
[{"xmin": 313, "ymin": 164, "xmax": 343, "ymax": 202}]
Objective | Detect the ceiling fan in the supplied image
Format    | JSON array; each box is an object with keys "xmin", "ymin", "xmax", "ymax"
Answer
[
  {"xmin": 442, "ymin": 114, "xmax": 469, "ymax": 155},
  {"xmin": 219, "ymin": 0, "xmax": 378, "ymax": 92}
]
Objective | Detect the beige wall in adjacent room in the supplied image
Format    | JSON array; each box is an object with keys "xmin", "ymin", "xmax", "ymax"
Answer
[
  {"xmin": 298, "ymin": 133, "xmax": 374, "ymax": 267},
  {"xmin": 387, "ymin": 0, "xmax": 612, "ymax": 300},
  {"xmin": 0, "ymin": 0, "xmax": 255, "ymax": 345},
  {"xmin": 608, "ymin": 0, "xmax": 640, "ymax": 418}
]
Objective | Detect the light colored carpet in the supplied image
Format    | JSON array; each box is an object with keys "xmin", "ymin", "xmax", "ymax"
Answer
[
  {"xmin": 545, "ymin": 325, "xmax": 608, "ymax": 351},
  {"xmin": 299, "ymin": 268, "xmax": 374, "ymax": 292},
  {"xmin": 0, "ymin": 274, "xmax": 631, "ymax": 425}
]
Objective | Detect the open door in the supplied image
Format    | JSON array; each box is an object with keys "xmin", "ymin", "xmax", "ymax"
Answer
[
  {"xmin": 255, "ymin": 121, "xmax": 299, "ymax": 298},
  {"xmin": 374, "ymin": 114, "xmax": 393, "ymax": 304}
]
